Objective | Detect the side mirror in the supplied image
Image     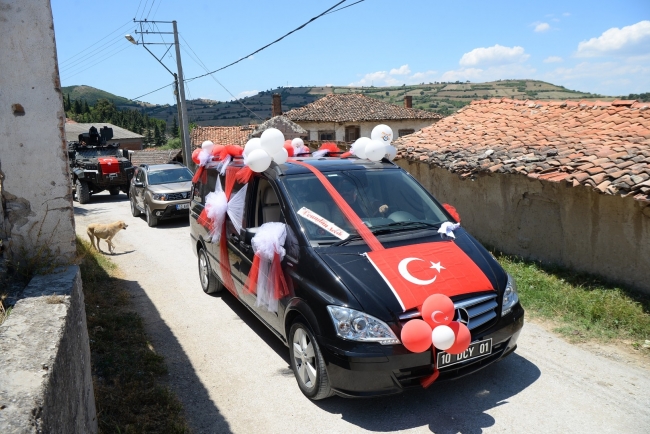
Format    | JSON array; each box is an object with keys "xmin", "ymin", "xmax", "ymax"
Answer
[
  {"xmin": 243, "ymin": 227, "xmax": 258, "ymax": 245},
  {"xmin": 133, "ymin": 181, "xmax": 144, "ymax": 188}
]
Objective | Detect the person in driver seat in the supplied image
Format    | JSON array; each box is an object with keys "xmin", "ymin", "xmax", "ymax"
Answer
[{"xmin": 336, "ymin": 178, "xmax": 389, "ymax": 218}]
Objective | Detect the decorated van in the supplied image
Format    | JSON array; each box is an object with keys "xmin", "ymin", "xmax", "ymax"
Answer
[{"xmin": 189, "ymin": 130, "xmax": 524, "ymax": 400}]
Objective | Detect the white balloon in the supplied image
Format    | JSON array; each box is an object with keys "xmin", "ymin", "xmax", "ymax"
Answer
[
  {"xmin": 201, "ymin": 140, "xmax": 215, "ymax": 152},
  {"xmin": 431, "ymin": 325, "xmax": 456, "ymax": 351},
  {"xmin": 247, "ymin": 149, "xmax": 272, "ymax": 173},
  {"xmin": 352, "ymin": 137, "xmax": 371, "ymax": 159},
  {"xmin": 291, "ymin": 138, "xmax": 304, "ymax": 149},
  {"xmin": 271, "ymin": 148, "xmax": 288, "ymax": 164},
  {"xmin": 385, "ymin": 145, "xmax": 397, "ymax": 161},
  {"xmin": 371, "ymin": 124, "xmax": 394, "ymax": 144},
  {"xmin": 365, "ymin": 139, "xmax": 387, "ymax": 162},
  {"xmin": 260, "ymin": 128, "xmax": 285, "ymax": 155},
  {"xmin": 244, "ymin": 138, "xmax": 262, "ymax": 156}
]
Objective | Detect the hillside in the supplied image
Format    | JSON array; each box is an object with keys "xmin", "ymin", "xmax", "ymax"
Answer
[{"xmin": 63, "ymin": 80, "xmax": 616, "ymax": 128}]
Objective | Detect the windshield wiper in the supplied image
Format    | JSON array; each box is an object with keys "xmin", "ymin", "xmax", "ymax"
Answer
[{"xmin": 382, "ymin": 221, "xmax": 441, "ymax": 231}]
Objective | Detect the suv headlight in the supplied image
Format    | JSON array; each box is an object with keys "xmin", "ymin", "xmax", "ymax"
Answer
[
  {"xmin": 327, "ymin": 306, "xmax": 400, "ymax": 345},
  {"xmin": 501, "ymin": 274, "xmax": 519, "ymax": 316},
  {"xmin": 152, "ymin": 193, "xmax": 167, "ymax": 201}
]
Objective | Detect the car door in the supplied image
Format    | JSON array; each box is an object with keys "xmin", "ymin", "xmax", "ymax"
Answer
[
  {"xmin": 235, "ymin": 176, "xmax": 286, "ymax": 333},
  {"xmin": 133, "ymin": 168, "xmax": 146, "ymax": 210}
]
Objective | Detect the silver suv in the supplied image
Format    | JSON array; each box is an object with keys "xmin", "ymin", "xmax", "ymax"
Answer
[{"xmin": 129, "ymin": 163, "xmax": 193, "ymax": 227}]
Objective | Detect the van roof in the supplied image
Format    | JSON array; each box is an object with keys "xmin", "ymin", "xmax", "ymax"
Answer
[{"xmin": 224, "ymin": 157, "xmax": 400, "ymax": 177}]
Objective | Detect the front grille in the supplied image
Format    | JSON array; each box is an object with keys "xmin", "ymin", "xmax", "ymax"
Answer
[
  {"xmin": 166, "ymin": 191, "xmax": 191, "ymax": 201},
  {"xmin": 398, "ymin": 292, "xmax": 498, "ymax": 331}
]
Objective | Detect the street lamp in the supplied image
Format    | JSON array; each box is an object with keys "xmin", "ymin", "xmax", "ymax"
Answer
[{"xmin": 124, "ymin": 23, "xmax": 193, "ymax": 171}]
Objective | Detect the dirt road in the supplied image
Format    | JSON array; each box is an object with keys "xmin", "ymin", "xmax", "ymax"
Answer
[{"xmin": 74, "ymin": 192, "xmax": 650, "ymax": 434}]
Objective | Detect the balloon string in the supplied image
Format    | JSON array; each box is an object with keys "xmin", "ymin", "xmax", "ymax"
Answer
[{"xmin": 420, "ymin": 347, "xmax": 440, "ymax": 388}]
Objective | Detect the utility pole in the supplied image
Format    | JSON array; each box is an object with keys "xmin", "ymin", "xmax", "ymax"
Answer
[
  {"xmin": 126, "ymin": 20, "xmax": 194, "ymax": 170},
  {"xmin": 172, "ymin": 21, "xmax": 193, "ymax": 171}
]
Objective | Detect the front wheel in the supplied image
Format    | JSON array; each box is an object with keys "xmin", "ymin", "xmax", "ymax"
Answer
[
  {"xmin": 146, "ymin": 205, "xmax": 158, "ymax": 227},
  {"xmin": 198, "ymin": 247, "xmax": 223, "ymax": 294},
  {"xmin": 109, "ymin": 186, "xmax": 120, "ymax": 196},
  {"xmin": 76, "ymin": 179, "xmax": 90, "ymax": 204},
  {"xmin": 289, "ymin": 320, "xmax": 333, "ymax": 400},
  {"xmin": 130, "ymin": 196, "xmax": 141, "ymax": 217}
]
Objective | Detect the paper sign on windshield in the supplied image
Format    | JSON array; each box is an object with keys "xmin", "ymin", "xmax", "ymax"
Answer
[{"xmin": 297, "ymin": 207, "xmax": 350, "ymax": 240}]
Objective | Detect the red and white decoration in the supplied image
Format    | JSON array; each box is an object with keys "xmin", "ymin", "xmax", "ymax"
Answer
[
  {"xmin": 200, "ymin": 176, "xmax": 247, "ymax": 243},
  {"xmin": 243, "ymin": 222, "xmax": 290, "ymax": 313},
  {"xmin": 291, "ymin": 138, "xmax": 310, "ymax": 156},
  {"xmin": 243, "ymin": 128, "xmax": 289, "ymax": 173},
  {"xmin": 348, "ymin": 124, "xmax": 397, "ymax": 161}
]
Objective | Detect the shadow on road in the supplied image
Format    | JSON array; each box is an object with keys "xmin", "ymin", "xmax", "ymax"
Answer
[
  {"xmin": 123, "ymin": 278, "xmax": 234, "ymax": 434},
  {"xmin": 315, "ymin": 352, "xmax": 540, "ymax": 433}
]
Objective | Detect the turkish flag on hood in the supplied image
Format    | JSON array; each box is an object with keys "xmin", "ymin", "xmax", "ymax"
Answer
[{"xmin": 365, "ymin": 241, "xmax": 494, "ymax": 312}]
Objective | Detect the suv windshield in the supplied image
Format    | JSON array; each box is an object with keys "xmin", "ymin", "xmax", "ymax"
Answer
[
  {"xmin": 76, "ymin": 148, "xmax": 121, "ymax": 158},
  {"xmin": 147, "ymin": 167, "xmax": 193, "ymax": 185},
  {"xmin": 282, "ymin": 169, "xmax": 449, "ymax": 244}
]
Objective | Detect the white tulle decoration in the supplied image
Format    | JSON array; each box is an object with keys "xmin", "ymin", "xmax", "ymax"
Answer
[
  {"xmin": 205, "ymin": 191, "xmax": 228, "ymax": 243},
  {"xmin": 438, "ymin": 222, "xmax": 461, "ymax": 239},
  {"xmin": 218, "ymin": 154, "xmax": 232, "ymax": 176},
  {"xmin": 198, "ymin": 148, "xmax": 212, "ymax": 166},
  {"xmin": 251, "ymin": 222, "xmax": 287, "ymax": 313},
  {"xmin": 312, "ymin": 149, "xmax": 328, "ymax": 158},
  {"xmin": 226, "ymin": 184, "xmax": 247, "ymax": 235}
]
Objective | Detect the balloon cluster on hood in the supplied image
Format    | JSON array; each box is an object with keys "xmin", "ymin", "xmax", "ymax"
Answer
[{"xmin": 348, "ymin": 124, "xmax": 398, "ymax": 162}]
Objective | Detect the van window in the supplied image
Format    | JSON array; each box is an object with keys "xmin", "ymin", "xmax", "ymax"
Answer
[{"xmin": 254, "ymin": 178, "xmax": 284, "ymax": 226}]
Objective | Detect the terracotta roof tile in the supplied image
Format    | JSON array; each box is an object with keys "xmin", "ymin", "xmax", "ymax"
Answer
[
  {"xmin": 190, "ymin": 125, "xmax": 254, "ymax": 147},
  {"xmin": 395, "ymin": 99, "xmax": 650, "ymax": 202},
  {"xmin": 284, "ymin": 93, "xmax": 442, "ymax": 123}
]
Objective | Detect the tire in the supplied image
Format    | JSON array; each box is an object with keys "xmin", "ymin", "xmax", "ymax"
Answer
[
  {"xmin": 198, "ymin": 247, "xmax": 223, "ymax": 294},
  {"xmin": 76, "ymin": 179, "xmax": 90, "ymax": 204},
  {"xmin": 145, "ymin": 205, "xmax": 158, "ymax": 227},
  {"xmin": 289, "ymin": 320, "xmax": 333, "ymax": 400},
  {"xmin": 130, "ymin": 196, "xmax": 141, "ymax": 217},
  {"xmin": 109, "ymin": 186, "xmax": 120, "ymax": 196}
]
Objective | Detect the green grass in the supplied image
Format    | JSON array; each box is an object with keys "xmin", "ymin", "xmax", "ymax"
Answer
[
  {"xmin": 496, "ymin": 252, "xmax": 650, "ymax": 349},
  {"xmin": 77, "ymin": 237, "xmax": 190, "ymax": 433}
]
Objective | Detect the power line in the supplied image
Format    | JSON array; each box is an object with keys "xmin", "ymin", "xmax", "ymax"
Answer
[
  {"xmin": 134, "ymin": 0, "xmax": 144, "ymax": 18},
  {"xmin": 139, "ymin": 0, "xmax": 150, "ymax": 20},
  {"xmin": 59, "ymin": 36, "xmax": 124, "ymax": 72},
  {"xmin": 59, "ymin": 20, "xmax": 132, "ymax": 66},
  {"xmin": 184, "ymin": 0, "xmax": 347, "ymax": 83},
  {"xmin": 132, "ymin": 81, "xmax": 175, "ymax": 101},
  {"xmin": 324, "ymin": 0, "xmax": 365, "ymax": 15},
  {"xmin": 145, "ymin": 0, "xmax": 157, "ymax": 20}
]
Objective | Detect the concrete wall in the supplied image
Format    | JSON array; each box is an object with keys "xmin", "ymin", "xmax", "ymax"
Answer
[
  {"xmin": 0, "ymin": 267, "xmax": 97, "ymax": 433},
  {"xmin": 398, "ymin": 159, "xmax": 650, "ymax": 294},
  {"xmin": 298, "ymin": 120, "xmax": 435, "ymax": 142},
  {"xmin": 0, "ymin": 0, "xmax": 76, "ymax": 264}
]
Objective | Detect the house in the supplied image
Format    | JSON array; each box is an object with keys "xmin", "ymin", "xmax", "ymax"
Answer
[
  {"xmin": 394, "ymin": 98, "xmax": 650, "ymax": 293},
  {"xmin": 190, "ymin": 125, "xmax": 253, "ymax": 148},
  {"xmin": 284, "ymin": 93, "xmax": 442, "ymax": 143},
  {"xmin": 248, "ymin": 115, "xmax": 308, "ymax": 141},
  {"xmin": 64, "ymin": 121, "xmax": 144, "ymax": 150},
  {"xmin": 130, "ymin": 148, "xmax": 183, "ymax": 166}
]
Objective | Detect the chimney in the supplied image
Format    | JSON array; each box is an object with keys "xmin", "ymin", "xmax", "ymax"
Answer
[
  {"xmin": 272, "ymin": 93, "xmax": 282, "ymax": 117},
  {"xmin": 404, "ymin": 95, "xmax": 412, "ymax": 108}
]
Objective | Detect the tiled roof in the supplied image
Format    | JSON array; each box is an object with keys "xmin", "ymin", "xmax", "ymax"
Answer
[
  {"xmin": 64, "ymin": 122, "xmax": 144, "ymax": 141},
  {"xmin": 130, "ymin": 149, "xmax": 182, "ymax": 166},
  {"xmin": 249, "ymin": 115, "xmax": 308, "ymax": 138},
  {"xmin": 191, "ymin": 125, "xmax": 254, "ymax": 147},
  {"xmin": 284, "ymin": 93, "xmax": 442, "ymax": 123},
  {"xmin": 394, "ymin": 98, "xmax": 650, "ymax": 203}
]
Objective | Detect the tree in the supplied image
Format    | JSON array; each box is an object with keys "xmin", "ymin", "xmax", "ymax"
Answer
[
  {"xmin": 144, "ymin": 128, "xmax": 153, "ymax": 148},
  {"xmin": 82, "ymin": 100, "xmax": 90, "ymax": 114},
  {"xmin": 170, "ymin": 116, "xmax": 179, "ymax": 138},
  {"xmin": 73, "ymin": 99, "xmax": 82, "ymax": 114}
]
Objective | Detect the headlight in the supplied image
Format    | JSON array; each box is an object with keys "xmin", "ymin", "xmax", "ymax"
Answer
[
  {"xmin": 501, "ymin": 274, "xmax": 519, "ymax": 316},
  {"xmin": 327, "ymin": 306, "xmax": 400, "ymax": 345},
  {"xmin": 152, "ymin": 193, "xmax": 167, "ymax": 201}
]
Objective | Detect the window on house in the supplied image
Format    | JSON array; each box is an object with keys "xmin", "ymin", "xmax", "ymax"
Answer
[
  {"xmin": 318, "ymin": 130, "xmax": 335, "ymax": 141},
  {"xmin": 345, "ymin": 126, "xmax": 360, "ymax": 142},
  {"xmin": 398, "ymin": 129, "xmax": 415, "ymax": 137}
]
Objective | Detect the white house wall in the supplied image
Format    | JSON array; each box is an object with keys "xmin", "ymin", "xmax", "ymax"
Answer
[{"xmin": 297, "ymin": 120, "xmax": 437, "ymax": 142}]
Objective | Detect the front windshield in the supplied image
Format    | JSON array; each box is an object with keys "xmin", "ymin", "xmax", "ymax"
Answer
[
  {"xmin": 283, "ymin": 169, "xmax": 449, "ymax": 244},
  {"xmin": 147, "ymin": 167, "xmax": 193, "ymax": 185},
  {"xmin": 76, "ymin": 148, "xmax": 121, "ymax": 158}
]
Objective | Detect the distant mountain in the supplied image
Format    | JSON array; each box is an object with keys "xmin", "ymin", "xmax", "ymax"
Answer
[{"xmin": 64, "ymin": 80, "xmax": 616, "ymax": 128}]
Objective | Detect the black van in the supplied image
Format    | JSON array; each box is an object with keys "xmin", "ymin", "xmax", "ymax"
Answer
[{"xmin": 190, "ymin": 157, "xmax": 524, "ymax": 399}]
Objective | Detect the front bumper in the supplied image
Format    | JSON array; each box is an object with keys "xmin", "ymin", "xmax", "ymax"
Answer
[
  {"xmin": 150, "ymin": 201, "xmax": 190, "ymax": 220},
  {"xmin": 319, "ymin": 303, "xmax": 525, "ymax": 397}
]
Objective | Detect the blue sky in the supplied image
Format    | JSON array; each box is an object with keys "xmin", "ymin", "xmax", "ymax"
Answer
[{"xmin": 52, "ymin": 0, "xmax": 650, "ymax": 106}]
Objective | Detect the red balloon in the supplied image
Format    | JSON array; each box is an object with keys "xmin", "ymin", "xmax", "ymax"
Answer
[
  {"xmin": 211, "ymin": 144, "xmax": 225, "ymax": 158},
  {"xmin": 421, "ymin": 294, "xmax": 455, "ymax": 328},
  {"xmin": 192, "ymin": 148, "xmax": 201, "ymax": 164},
  {"xmin": 283, "ymin": 142, "xmax": 294, "ymax": 157},
  {"xmin": 400, "ymin": 319, "xmax": 432, "ymax": 353},
  {"xmin": 445, "ymin": 321, "xmax": 471, "ymax": 355},
  {"xmin": 443, "ymin": 203, "xmax": 461, "ymax": 222}
]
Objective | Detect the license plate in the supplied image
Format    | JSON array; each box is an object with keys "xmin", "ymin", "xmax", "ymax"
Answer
[
  {"xmin": 176, "ymin": 203, "xmax": 189, "ymax": 210},
  {"xmin": 437, "ymin": 339, "xmax": 492, "ymax": 369}
]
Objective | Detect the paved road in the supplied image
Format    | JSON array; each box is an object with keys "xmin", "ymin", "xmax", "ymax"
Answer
[{"xmin": 74, "ymin": 192, "xmax": 650, "ymax": 434}]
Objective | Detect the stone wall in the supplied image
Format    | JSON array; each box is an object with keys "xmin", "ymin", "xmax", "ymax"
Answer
[
  {"xmin": 0, "ymin": 0, "xmax": 76, "ymax": 266},
  {"xmin": 0, "ymin": 267, "xmax": 97, "ymax": 433},
  {"xmin": 398, "ymin": 159, "xmax": 650, "ymax": 294}
]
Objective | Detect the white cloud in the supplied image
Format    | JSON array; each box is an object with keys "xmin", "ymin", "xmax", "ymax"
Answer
[
  {"xmin": 459, "ymin": 44, "xmax": 529, "ymax": 67},
  {"xmin": 577, "ymin": 20, "xmax": 650, "ymax": 57},
  {"xmin": 563, "ymin": 12, "xmax": 571, "ymax": 17},
  {"xmin": 389, "ymin": 64, "xmax": 411, "ymax": 75},
  {"xmin": 535, "ymin": 23, "xmax": 550, "ymax": 33},
  {"xmin": 237, "ymin": 90, "xmax": 258, "ymax": 99},
  {"xmin": 545, "ymin": 60, "xmax": 650, "ymax": 94},
  {"xmin": 544, "ymin": 56, "xmax": 563, "ymax": 63}
]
